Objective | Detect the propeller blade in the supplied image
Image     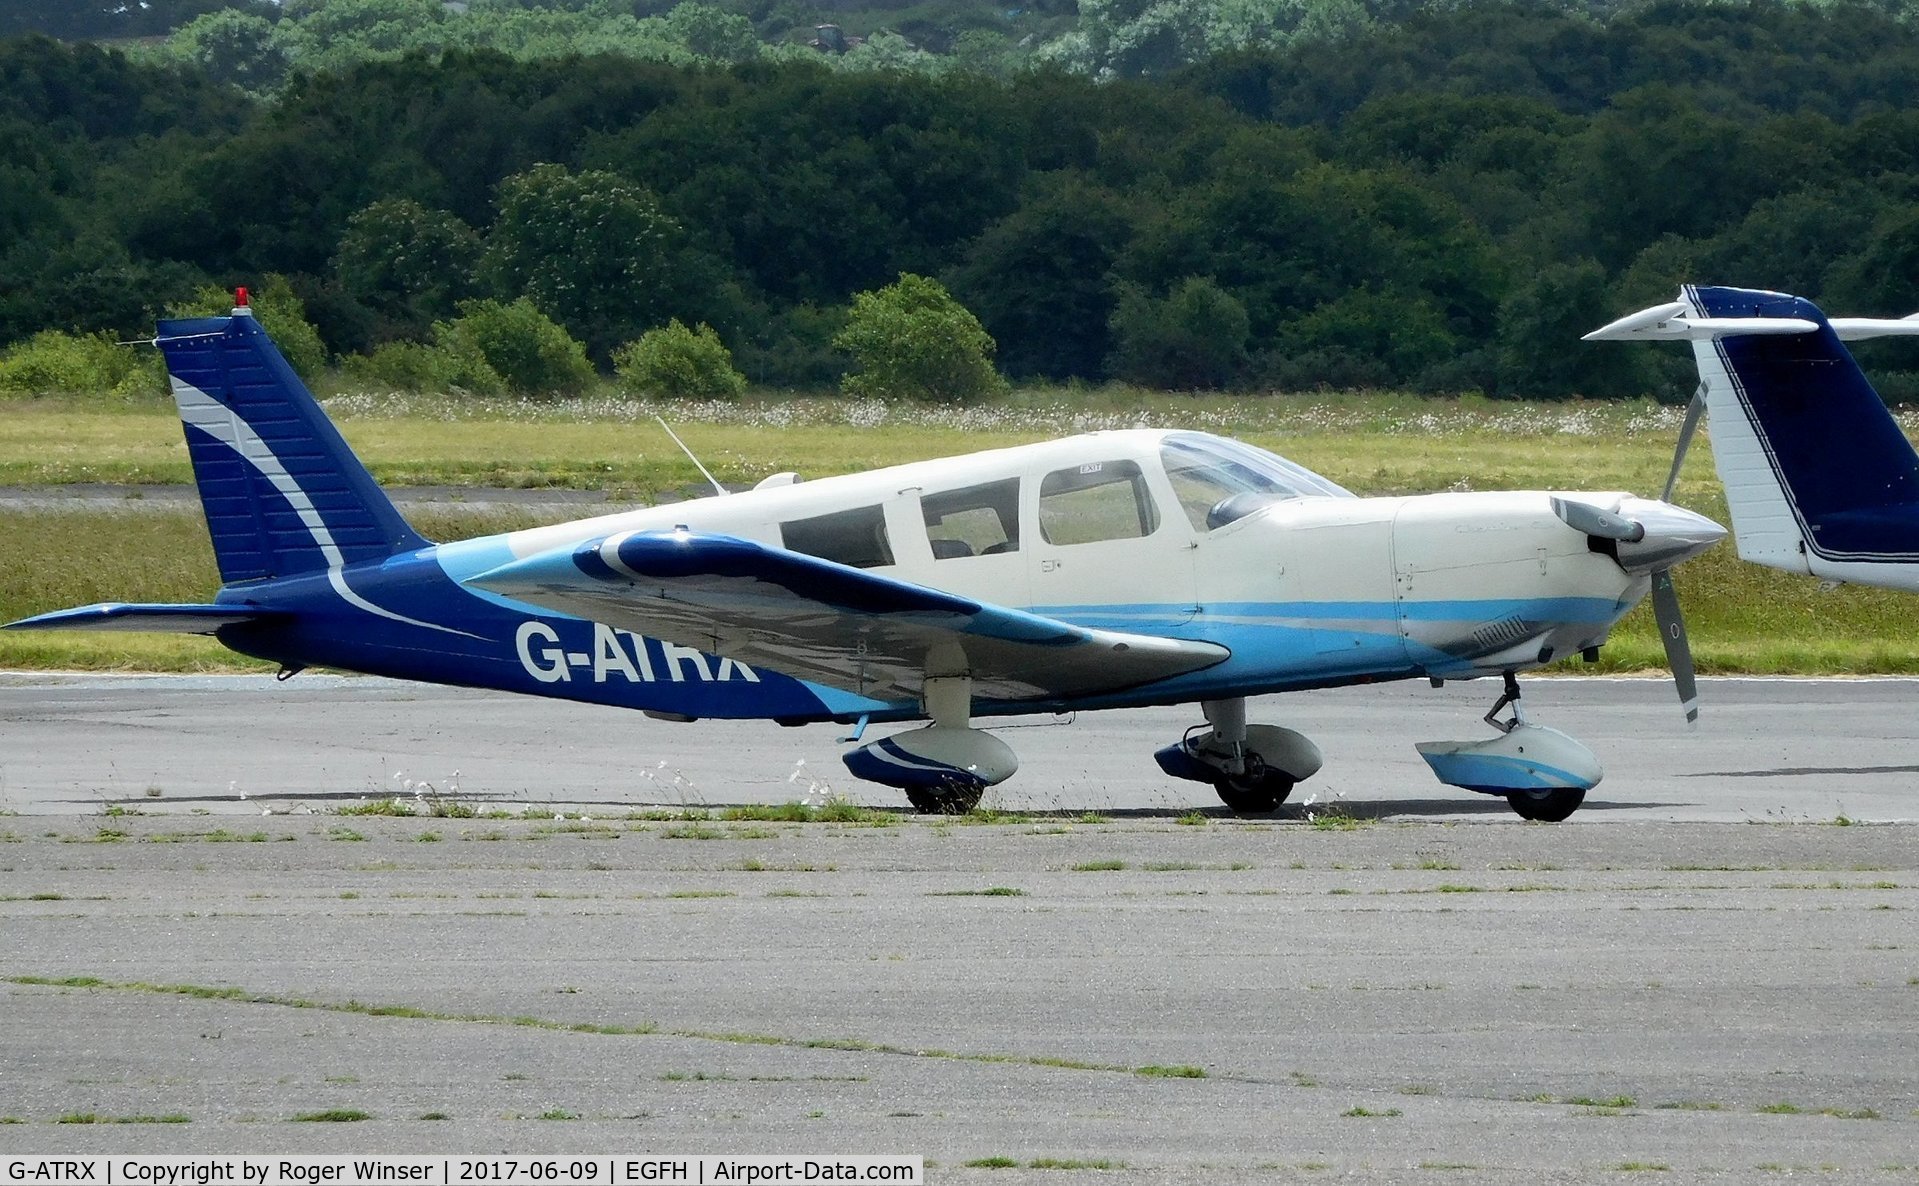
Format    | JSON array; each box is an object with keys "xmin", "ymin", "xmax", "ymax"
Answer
[
  {"xmin": 1662, "ymin": 384, "xmax": 1707, "ymax": 504},
  {"xmin": 1651, "ymin": 567, "xmax": 1699, "ymax": 725}
]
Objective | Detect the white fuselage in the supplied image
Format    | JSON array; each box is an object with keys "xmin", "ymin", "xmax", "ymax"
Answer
[{"xmin": 440, "ymin": 430, "xmax": 1650, "ymax": 699}]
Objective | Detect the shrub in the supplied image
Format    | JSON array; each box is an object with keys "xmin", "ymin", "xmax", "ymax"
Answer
[
  {"xmin": 613, "ymin": 320, "xmax": 747, "ymax": 398},
  {"xmin": 436, "ymin": 298, "xmax": 595, "ymax": 397},
  {"xmin": 835, "ymin": 274, "xmax": 1004, "ymax": 402},
  {"xmin": 341, "ymin": 339, "xmax": 504, "ymax": 396},
  {"xmin": 0, "ymin": 330, "xmax": 164, "ymax": 398}
]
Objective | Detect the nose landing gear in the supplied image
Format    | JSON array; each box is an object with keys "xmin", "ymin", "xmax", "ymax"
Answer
[{"xmin": 1416, "ymin": 673, "xmax": 1602, "ymax": 822}]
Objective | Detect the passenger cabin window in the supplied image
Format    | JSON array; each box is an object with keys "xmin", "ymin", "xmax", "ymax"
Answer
[
  {"xmin": 1160, "ymin": 433, "xmax": 1353, "ymax": 532},
  {"xmin": 922, "ymin": 479, "xmax": 1020, "ymax": 558},
  {"xmin": 1039, "ymin": 460, "xmax": 1159, "ymax": 545},
  {"xmin": 780, "ymin": 505, "xmax": 893, "ymax": 568}
]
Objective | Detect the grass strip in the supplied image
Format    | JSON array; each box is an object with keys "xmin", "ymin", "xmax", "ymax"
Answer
[{"xmin": 8, "ymin": 974, "xmax": 1208, "ymax": 1082}]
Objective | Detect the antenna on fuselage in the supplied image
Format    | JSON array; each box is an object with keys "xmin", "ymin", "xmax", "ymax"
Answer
[{"xmin": 655, "ymin": 416, "xmax": 726, "ymax": 497}]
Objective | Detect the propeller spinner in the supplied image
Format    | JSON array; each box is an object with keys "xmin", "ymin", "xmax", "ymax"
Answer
[{"xmin": 1553, "ymin": 484, "xmax": 1724, "ymax": 724}]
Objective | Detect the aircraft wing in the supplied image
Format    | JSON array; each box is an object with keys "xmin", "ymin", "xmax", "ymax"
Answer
[
  {"xmin": 4, "ymin": 603, "xmax": 285, "ymax": 634},
  {"xmin": 466, "ymin": 530, "xmax": 1230, "ymax": 704}
]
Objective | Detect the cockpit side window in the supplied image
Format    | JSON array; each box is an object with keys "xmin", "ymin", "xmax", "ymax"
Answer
[
  {"xmin": 1039, "ymin": 460, "xmax": 1160, "ymax": 545},
  {"xmin": 780, "ymin": 505, "xmax": 894, "ymax": 568},
  {"xmin": 922, "ymin": 478, "xmax": 1020, "ymax": 558},
  {"xmin": 1161, "ymin": 433, "xmax": 1352, "ymax": 531}
]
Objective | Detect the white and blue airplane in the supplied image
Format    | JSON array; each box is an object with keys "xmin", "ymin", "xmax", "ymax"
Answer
[
  {"xmin": 6, "ymin": 293, "xmax": 1727, "ymax": 821},
  {"xmin": 1587, "ymin": 284, "xmax": 1919, "ymax": 591}
]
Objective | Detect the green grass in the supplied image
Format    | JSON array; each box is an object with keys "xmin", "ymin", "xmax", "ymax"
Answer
[
  {"xmin": 1135, "ymin": 1064, "xmax": 1207, "ymax": 1078},
  {"xmin": 1569, "ymin": 1095, "xmax": 1638, "ymax": 1109},
  {"xmin": 5, "ymin": 391, "xmax": 1919, "ymax": 673},
  {"xmin": 290, "ymin": 1109, "xmax": 371, "ymax": 1122}
]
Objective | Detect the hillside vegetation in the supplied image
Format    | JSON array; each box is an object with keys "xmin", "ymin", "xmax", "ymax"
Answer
[{"xmin": 6, "ymin": 0, "xmax": 1919, "ymax": 401}]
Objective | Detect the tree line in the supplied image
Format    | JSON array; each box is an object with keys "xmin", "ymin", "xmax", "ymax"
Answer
[{"xmin": 6, "ymin": 0, "xmax": 1919, "ymax": 399}]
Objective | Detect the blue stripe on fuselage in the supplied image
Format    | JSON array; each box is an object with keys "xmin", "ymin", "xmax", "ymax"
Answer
[{"xmin": 215, "ymin": 557, "xmax": 1629, "ymax": 724}]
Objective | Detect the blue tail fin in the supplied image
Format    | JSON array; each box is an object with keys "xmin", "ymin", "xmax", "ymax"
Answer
[
  {"xmin": 1686, "ymin": 285, "xmax": 1919, "ymax": 566},
  {"xmin": 1587, "ymin": 284, "xmax": 1919, "ymax": 581},
  {"xmin": 157, "ymin": 305, "xmax": 428, "ymax": 585}
]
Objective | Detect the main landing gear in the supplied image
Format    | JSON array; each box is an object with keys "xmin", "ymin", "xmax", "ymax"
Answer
[
  {"xmin": 1153, "ymin": 698, "xmax": 1325, "ymax": 815},
  {"xmin": 1415, "ymin": 673, "xmax": 1603, "ymax": 822},
  {"xmin": 841, "ymin": 671, "xmax": 1014, "ymax": 814}
]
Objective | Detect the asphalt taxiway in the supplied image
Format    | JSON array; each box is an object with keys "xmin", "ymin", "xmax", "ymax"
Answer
[
  {"xmin": 2, "ymin": 673, "xmax": 1914, "ymax": 821},
  {"xmin": 2, "ymin": 676, "xmax": 1917, "ymax": 1179}
]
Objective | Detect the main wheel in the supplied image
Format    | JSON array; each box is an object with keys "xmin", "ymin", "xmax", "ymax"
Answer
[
  {"xmin": 904, "ymin": 783, "xmax": 984, "ymax": 815},
  {"xmin": 1506, "ymin": 787, "xmax": 1585, "ymax": 822},
  {"xmin": 1212, "ymin": 759, "xmax": 1295, "ymax": 815}
]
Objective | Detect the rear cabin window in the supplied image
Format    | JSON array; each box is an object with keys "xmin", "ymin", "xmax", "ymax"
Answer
[
  {"xmin": 922, "ymin": 479, "xmax": 1020, "ymax": 558},
  {"xmin": 780, "ymin": 505, "xmax": 894, "ymax": 568},
  {"xmin": 1038, "ymin": 460, "xmax": 1160, "ymax": 545}
]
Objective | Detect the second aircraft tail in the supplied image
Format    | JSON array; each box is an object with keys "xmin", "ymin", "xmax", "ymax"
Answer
[{"xmin": 1586, "ymin": 285, "xmax": 1919, "ymax": 587}]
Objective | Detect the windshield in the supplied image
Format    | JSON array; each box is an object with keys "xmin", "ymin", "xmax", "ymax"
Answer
[{"xmin": 1160, "ymin": 432, "xmax": 1352, "ymax": 532}]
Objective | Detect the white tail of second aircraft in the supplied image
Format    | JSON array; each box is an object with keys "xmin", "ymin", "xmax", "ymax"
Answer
[{"xmin": 1586, "ymin": 285, "xmax": 1919, "ymax": 592}]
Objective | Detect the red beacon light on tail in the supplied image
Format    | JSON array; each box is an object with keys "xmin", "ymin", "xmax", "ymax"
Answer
[{"xmin": 232, "ymin": 286, "xmax": 253, "ymax": 316}]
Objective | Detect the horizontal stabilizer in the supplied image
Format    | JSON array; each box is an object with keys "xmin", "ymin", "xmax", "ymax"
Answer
[
  {"xmin": 3, "ymin": 603, "xmax": 283, "ymax": 634},
  {"xmin": 1828, "ymin": 316, "xmax": 1919, "ymax": 341},
  {"xmin": 1582, "ymin": 308, "xmax": 1818, "ymax": 341},
  {"xmin": 467, "ymin": 530, "xmax": 1230, "ymax": 704}
]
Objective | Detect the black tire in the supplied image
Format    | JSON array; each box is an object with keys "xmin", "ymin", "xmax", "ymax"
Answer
[
  {"xmin": 1212, "ymin": 760, "xmax": 1295, "ymax": 815},
  {"xmin": 1506, "ymin": 787, "xmax": 1585, "ymax": 822},
  {"xmin": 904, "ymin": 783, "xmax": 984, "ymax": 815}
]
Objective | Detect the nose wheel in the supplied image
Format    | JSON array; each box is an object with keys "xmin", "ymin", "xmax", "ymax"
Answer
[{"xmin": 1507, "ymin": 786, "xmax": 1586, "ymax": 822}]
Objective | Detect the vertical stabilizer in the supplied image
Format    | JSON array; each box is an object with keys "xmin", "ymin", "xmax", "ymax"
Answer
[
  {"xmin": 157, "ymin": 301, "xmax": 428, "ymax": 585},
  {"xmin": 1683, "ymin": 284, "xmax": 1919, "ymax": 570}
]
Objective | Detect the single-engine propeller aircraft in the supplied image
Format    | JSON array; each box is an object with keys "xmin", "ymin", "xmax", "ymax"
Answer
[
  {"xmin": 7, "ymin": 294, "xmax": 1728, "ymax": 820},
  {"xmin": 1587, "ymin": 284, "xmax": 1919, "ymax": 592}
]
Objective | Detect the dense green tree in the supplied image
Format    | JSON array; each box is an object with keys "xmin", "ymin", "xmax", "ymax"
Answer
[
  {"xmin": 1107, "ymin": 276, "xmax": 1248, "ymax": 390},
  {"xmin": 947, "ymin": 174, "xmax": 1134, "ymax": 381},
  {"xmin": 480, "ymin": 163, "xmax": 688, "ymax": 358},
  {"xmin": 168, "ymin": 9, "xmax": 287, "ymax": 91},
  {"xmin": 1494, "ymin": 258, "xmax": 1645, "ymax": 399},
  {"xmin": 271, "ymin": 0, "xmax": 450, "ymax": 76},
  {"xmin": 0, "ymin": 0, "xmax": 247, "ymax": 41},
  {"xmin": 333, "ymin": 198, "xmax": 482, "ymax": 341}
]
